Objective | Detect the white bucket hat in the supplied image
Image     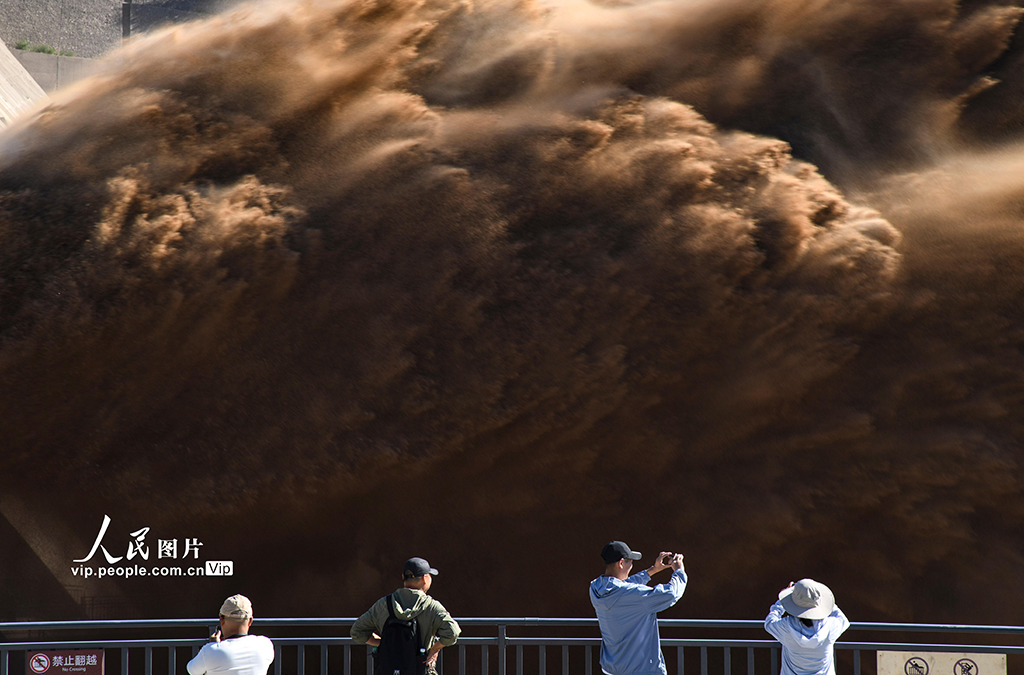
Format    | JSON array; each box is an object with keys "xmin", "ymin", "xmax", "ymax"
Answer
[{"xmin": 779, "ymin": 579, "xmax": 835, "ymax": 620}]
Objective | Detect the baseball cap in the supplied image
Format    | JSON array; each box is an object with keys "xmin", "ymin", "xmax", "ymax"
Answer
[
  {"xmin": 219, "ymin": 594, "xmax": 253, "ymax": 620},
  {"xmin": 403, "ymin": 557, "xmax": 439, "ymax": 578},
  {"xmin": 601, "ymin": 541, "xmax": 642, "ymax": 564}
]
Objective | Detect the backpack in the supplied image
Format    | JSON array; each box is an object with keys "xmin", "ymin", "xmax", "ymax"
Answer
[{"xmin": 375, "ymin": 594, "xmax": 426, "ymax": 675}]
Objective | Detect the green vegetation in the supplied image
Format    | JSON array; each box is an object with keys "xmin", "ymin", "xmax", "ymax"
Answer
[{"xmin": 11, "ymin": 42, "xmax": 72, "ymax": 56}]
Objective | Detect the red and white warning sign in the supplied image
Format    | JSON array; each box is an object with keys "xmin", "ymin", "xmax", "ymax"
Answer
[
  {"xmin": 26, "ymin": 650, "xmax": 103, "ymax": 675},
  {"xmin": 28, "ymin": 654, "xmax": 49, "ymax": 674}
]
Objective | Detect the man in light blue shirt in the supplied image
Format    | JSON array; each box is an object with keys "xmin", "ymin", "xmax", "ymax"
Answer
[
  {"xmin": 765, "ymin": 579, "xmax": 850, "ymax": 675},
  {"xmin": 589, "ymin": 541, "xmax": 687, "ymax": 675}
]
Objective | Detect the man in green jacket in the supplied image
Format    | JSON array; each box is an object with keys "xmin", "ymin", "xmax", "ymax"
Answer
[{"xmin": 351, "ymin": 557, "xmax": 461, "ymax": 675}]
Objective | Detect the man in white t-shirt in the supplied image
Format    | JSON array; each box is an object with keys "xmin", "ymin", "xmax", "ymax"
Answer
[{"xmin": 187, "ymin": 594, "xmax": 275, "ymax": 675}]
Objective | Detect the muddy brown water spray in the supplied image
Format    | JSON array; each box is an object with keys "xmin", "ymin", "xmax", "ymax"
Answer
[{"xmin": 0, "ymin": 0, "xmax": 1022, "ymax": 623}]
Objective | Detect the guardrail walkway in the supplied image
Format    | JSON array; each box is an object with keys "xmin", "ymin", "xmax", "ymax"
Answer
[{"xmin": 3, "ymin": 618, "xmax": 1023, "ymax": 675}]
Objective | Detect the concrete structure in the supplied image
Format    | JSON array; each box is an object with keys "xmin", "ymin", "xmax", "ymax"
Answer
[
  {"xmin": 0, "ymin": 0, "xmax": 233, "ymax": 103},
  {"xmin": 0, "ymin": 0, "xmax": 122, "ymax": 60},
  {"xmin": 0, "ymin": 40, "xmax": 46, "ymax": 129},
  {"xmin": 0, "ymin": 0, "xmax": 222, "ymax": 61},
  {"xmin": 11, "ymin": 49, "xmax": 103, "ymax": 93},
  {"xmin": 0, "ymin": 0, "xmax": 219, "ymax": 102},
  {"xmin": 0, "ymin": 495, "xmax": 132, "ymax": 620}
]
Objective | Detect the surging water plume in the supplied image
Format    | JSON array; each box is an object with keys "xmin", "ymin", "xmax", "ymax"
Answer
[
  {"xmin": 415, "ymin": 0, "xmax": 1024, "ymax": 177},
  {"xmin": 0, "ymin": 0, "xmax": 1022, "ymax": 624}
]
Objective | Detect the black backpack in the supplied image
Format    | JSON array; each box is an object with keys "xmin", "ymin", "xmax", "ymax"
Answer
[{"xmin": 375, "ymin": 594, "xmax": 426, "ymax": 675}]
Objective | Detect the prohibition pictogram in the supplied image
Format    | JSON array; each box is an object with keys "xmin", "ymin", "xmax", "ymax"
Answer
[
  {"xmin": 906, "ymin": 657, "xmax": 930, "ymax": 675},
  {"xmin": 29, "ymin": 653, "xmax": 50, "ymax": 674},
  {"xmin": 955, "ymin": 658, "xmax": 979, "ymax": 675}
]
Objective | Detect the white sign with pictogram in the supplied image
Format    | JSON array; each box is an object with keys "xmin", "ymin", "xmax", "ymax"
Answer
[
  {"xmin": 26, "ymin": 650, "xmax": 103, "ymax": 675},
  {"xmin": 28, "ymin": 654, "xmax": 49, "ymax": 674},
  {"xmin": 878, "ymin": 651, "xmax": 1005, "ymax": 675}
]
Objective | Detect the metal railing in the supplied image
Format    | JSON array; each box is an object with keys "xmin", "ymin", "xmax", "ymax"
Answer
[{"xmin": 3, "ymin": 618, "xmax": 1024, "ymax": 675}]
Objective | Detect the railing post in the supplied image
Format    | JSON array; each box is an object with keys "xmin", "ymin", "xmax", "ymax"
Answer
[
  {"xmin": 539, "ymin": 644, "xmax": 546, "ymax": 675},
  {"xmin": 497, "ymin": 624, "xmax": 506, "ymax": 675},
  {"xmin": 747, "ymin": 647, "xmax": 753, "ymax": 675},
  {"xmin": 459, "ymin": 644, "xmax": 466, "ymax": 675},
  {"xmin": 2, "ymin": 649, "xmax": 8, "ymax": 675},
  {"xmin": 298, "ymin": 644, "xmax": 305, "ymax": 675},
  {"xmin": 146, "ymin": 646, "xmax": 153, "ymax": 675},
  {"xmin": 724, "ymin": 646, "xmax": 730, "ymax": 675},
  {"xmin": 700, "ymin": 646, "xmax": 707, "ymax": 675},
  {"xmin": 169, "ymin": 646, "xmax": 176, "ymax": 675},
  {"xmin": 677, "ymin": 645, "xmax": 684, "ymax": 675},
  {"xmin": 121, "ymin": 1, "xmax": 131, "ymax": 40},
  {"xmin": 587, "ymin": 645, "xmax": 593, "ymax": 675},
  {"xmin": 562, "ymin": 646, "xmax": 568, "ymax": 675},
  {"xmin": 122, "ymin": 647, "xmax": 129, "ymax": 675},
  {"xmin": 854, "ymin": 650, "xmax": 861, "ymax": 675},
  {"xmin": 321, "ymin": 645, "xmax": 328, "ymax": 675}
]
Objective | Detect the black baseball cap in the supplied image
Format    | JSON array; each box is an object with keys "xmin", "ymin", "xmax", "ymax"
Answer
[
  {"xmin": 403, "ymin": 557, "xmax": 439, "ymax": 578},
  {"xmin": 601, "ymin": 541, "xmax": 642, "ymax": 564}
]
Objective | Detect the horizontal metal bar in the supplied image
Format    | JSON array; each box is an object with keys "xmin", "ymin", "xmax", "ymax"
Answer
[
  {"xmin": 504, "ymin": 637, "xmax": 1024, "ymax": 653},
  {"xmin": 4, "ymin": 618, "xmax": 1024, "ymax": 634},
  {"xmin": 837, "ymin": 643, "xmax": 1024, "ymax": 655},
  {"xmin": 2, "ymin": 636, "xmax": 1023, "ymax": 658},
  {"xmin": 658, "ymin": 620, "xmax": 1024, "ymax": 635},
  {"xmin": 661, "ymin": 640, "xmax": 777, "ymax": 648},
  {"xmin": 0, "ymin": 620, "xmax": 215, "ymax": 631},
  {"xmin": 507, "ymin": 639, "xmax": 603, "ymax": 646},
  {"xmin": 0, "ymin": 638, "xmax": 360, "ymax": 649},
  {"xmin": 0, "ymin": 639, "xmax": 209, "ymax": 649},
  {"xmin": 269, "ymin": 638, "xmax": 358, "ymax": 646},
  {"xmin": 847, "ymin": 623, "xmax": 1024, "ymax": 635}
]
